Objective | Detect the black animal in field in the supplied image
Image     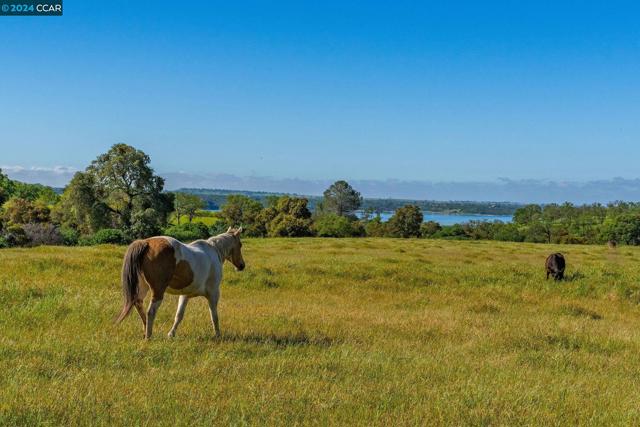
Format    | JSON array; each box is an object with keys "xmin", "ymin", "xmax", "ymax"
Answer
[{"xmin": 545, "ymin": 253, "xmax": 566, "ymax": 281}]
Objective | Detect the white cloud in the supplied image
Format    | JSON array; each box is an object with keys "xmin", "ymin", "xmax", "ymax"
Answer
[
  {"xmin": 1, "ymin": 165, "xmax": 78, "ymax": 187},
  {"xmin": 164, "ymin": 172, "xmax": 640, "ymax": 204}
]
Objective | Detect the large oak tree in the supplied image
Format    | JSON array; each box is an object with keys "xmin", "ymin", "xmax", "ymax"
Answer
[{"xmin": 60, "ymin": 144, "xmax": 172, "ymax": 237}]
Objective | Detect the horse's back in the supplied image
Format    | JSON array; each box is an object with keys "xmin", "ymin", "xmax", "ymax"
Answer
[
  {"xmin": 545, "ymin": 252, "xmax": 565, "ymax": 275},
  {"xmin": 171, "ymin": 238, "xmax": 223, "ymax": 296},
  {"xmin": 138, "ymin": 236, "xmax": 220, "ymax": 297}
]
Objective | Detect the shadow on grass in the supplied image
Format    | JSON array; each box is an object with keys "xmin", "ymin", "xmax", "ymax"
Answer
[
  {"xmin": 562, "ymin": 271, "xmax": 586, "ymax": 281},
  {"xmin": 198, "ymin": 331, "xmax": 338, "ymax": 348}
]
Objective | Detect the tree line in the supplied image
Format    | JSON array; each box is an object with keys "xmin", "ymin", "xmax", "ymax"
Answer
[
  {"xmin": 179, "ymin": 188, "xmax": 519, "ymax": 215},
  {"xmin": 2, "ymin": 144, "xmax": 640, "ymax": 247},
  {"xmin": 457, "ymin": 202, "xmax": 640, "ymax": 245}
]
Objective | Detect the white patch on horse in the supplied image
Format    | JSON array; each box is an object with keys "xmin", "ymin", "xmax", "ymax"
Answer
[{"xmin": 117, "ymin": 228, "xmax": 245, "ymax": 339}]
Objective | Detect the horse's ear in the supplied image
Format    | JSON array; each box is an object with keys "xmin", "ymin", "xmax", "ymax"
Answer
[
  {"xmin": 227, "ymin": 226, "xmax": 233, "ymax": 233},
  {"xmin": 234, "ymin": 227, "xmax": 243, "ymax": 236}
]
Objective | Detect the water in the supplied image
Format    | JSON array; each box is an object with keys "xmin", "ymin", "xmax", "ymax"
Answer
[
  {"xmin": 358, "ymin": 211, "xmax": 513, "ymax": 225},
  {"xmin": 207, "ymin": 208, "xmax": 512, "ymax": 225}
]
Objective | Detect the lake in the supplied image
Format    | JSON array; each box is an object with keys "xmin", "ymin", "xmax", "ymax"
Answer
[
  {"xmin": 358, "ymin": 211, "xmax": 513, "ymax": 225},
  {"xmin": 207, "ymin": 209, "xmax": 513, "ymax": 225}
]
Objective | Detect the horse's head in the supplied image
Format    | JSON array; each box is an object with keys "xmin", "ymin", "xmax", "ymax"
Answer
[{"xmin": 226, "ymin": 226, "xmax": 245, "ymax": 271}]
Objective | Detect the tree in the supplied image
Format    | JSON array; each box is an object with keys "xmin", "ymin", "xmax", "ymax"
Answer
[
  {"xmin": 463, "ymin": 220, "xmax": 496, "ymax": 240},
  {"xmin": 601, "ymin": 213, "xmax": 640, "ymax": 245},
  {"xmin": 57, "ymin": 171, "xmax": 112, "ymax": 233},
  {"xmin": 0, "ymin": 169, "xmax": 15, "ymax": 205},
  {"xmin": 524, "ymin": 222, "xmax": 551, "ymax": 243},
  {"xmin": 322, "ymin": 180, "xmax": 362, "ymax": 217},
  {"xmin": 174, "ymin": 193, "xmax": 205, "ymax": 224},
  {"xmin": 220, "ymin": 195, "xmax": 264, "ymax": 236},
  {"xmin": 163, "ymin": 222, "xmax": 210, "ymax": 242},
  {"xmin": 59, "ymin": 144, "xmax": 172, "ymax": 237},
  {"xmin": 388, "ymin": 205, "xmax": 423, "ymax": 238},
  {"xmin": 265, "ymin": 196, "xmax": 313, "ymax": 237},
  {"xmin": 513, "ymin": 204, "xmax": 561, "ymax": 243},
  {"xmin": 420, "ymin": 221, "xmax": 442, "ymax": 238},
  {"xmin": 364, "ymin": 216, "xmax": 388, "ymax": 237},
  {"xmin": 2, "ymin": 198, "xmax": 51, "ymax": 225},
  {"xmin": 513, "ymin": 204, "xmax": 543, "ymax": 225},
  {"xmin": 313, "ymin": 213, "xmax": 364, "ymax": 237},
  {"xmin": 492, "ymin": 223, "xmax": 525, "ymax": 242},
  {"xmin": 12, "ymin": 182, "xmax": 57, "ymax": 202}
]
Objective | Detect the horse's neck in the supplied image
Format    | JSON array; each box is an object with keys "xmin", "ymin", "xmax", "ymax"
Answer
[{"xmin": 208, "ymin": 234, "xmax": 233, "ymax": 261}]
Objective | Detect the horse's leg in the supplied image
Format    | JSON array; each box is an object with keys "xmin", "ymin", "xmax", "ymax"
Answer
[
  {"xmin": 134, "ymin": 280, "xmax": 149, "ymax": 336},
  {"xmin": 168, "ymin": 295, "xmax": 189, "ymax": 338},
  {"xmin": 145, "ymin": 295, "xmax": 164, "ymax": 339},
  {"xmin": 134, "ymin": 302, "xmax": 146, "ymax": 334},
  {"xmin": 207, "ymin": 288, "xmax": 221, "ymax": 337}
]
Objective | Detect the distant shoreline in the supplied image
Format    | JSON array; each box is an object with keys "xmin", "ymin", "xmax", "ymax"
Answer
[
  {"xmin": 355, "ymin": 210, "xmax": 513, "ymax": 225},
  {"xmin": 204, "ymin": 208, "xmax": 514, "ymax": 225}
]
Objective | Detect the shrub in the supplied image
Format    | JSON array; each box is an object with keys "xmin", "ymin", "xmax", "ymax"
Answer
[
  {"xmin": 93, "ymin": 228, "xmax": 128, "ymax": 245},
  {"xmin": 78, "ymin": 235, "xmax": 96, "ymax": 246},
  {"xmin": 60, "ymin": 227, "xmax": 80, "ymax": 246},
  {"xmin": 265, "ymin": 197, "xmax": 313, "ymax": 237},
  {"xmin": 268, "ymin": 215, "xmax": 313, "ymax": 237},
  {"xmin": 420, "ymin": 221, "xmax": 442, "ymax": 238},
  {"xmin": 492, "ymin": 223, "xmax": 525, "ymax": 242},
  {"xmin": 2, "ymin": 198, "xmax": 51, "ymax": 224},
  {"xmin": 388, "ymin": 205, "xmax": 423, "ymax": 238},
  {"xmin": 2, "ymin": 225, "xmax": 29, "ymax": 247},
  {"xmin": 209, "ymin": 221, "xmax": 229, "ymax": 237},
  {"xmin": 130, "ymin": 208, "xmax": 164, "ymax": 239},
  {"xmin": 163, "ymin": 222, "xmax": 210, "ymax": 242},
  {"xmin": 22, "ymin": 223, "xmax": 64, "ymax": 246},
  {"xmin": 600, "ymin": 213, "xmax": 640, "ymax": 245},
  {"xmin": 313, "ymin": 214, "xmax": 363, "ymax": 237},
  {"xmin": 434, "ymin": 224, "xmax": 468, "ymax": 240},
  {"xmin": 219, "ymin": 195, "xmax": 263, "ymax": 233},
  {"xmin": 351, "ymin": 221, "xmax": 366, "ymax": 237},
  {"xmin": 364, "ymin": 217, "xmax": 389, "ymax": 237},
  {"xmin": 523, "ymin": 222, "xmax": 550, "ymax": 243}
]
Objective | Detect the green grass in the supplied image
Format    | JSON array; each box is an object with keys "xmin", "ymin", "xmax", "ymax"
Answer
[
  {"xmin": 169, "ymin": 210, "xmax": 220, "ymax": 226},
  {"xmin": 2, "ymin": 239, "xmax": 640, "ymax": 425}
]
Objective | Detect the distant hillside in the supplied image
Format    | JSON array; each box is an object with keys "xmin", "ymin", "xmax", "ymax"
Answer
[{"xmin": 178, "ymin": 188, "xmax": 521, "ymax": 215}]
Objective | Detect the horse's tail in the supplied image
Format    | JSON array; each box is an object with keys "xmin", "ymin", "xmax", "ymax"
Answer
[{"xmin": 116, "ymin": 239, "xmax": 149, "ymax": 324}]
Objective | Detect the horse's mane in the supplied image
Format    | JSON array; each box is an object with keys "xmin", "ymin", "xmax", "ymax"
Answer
[{"xmin": 207, "ymin": 233, "xmax": 236, "ymax": 259}]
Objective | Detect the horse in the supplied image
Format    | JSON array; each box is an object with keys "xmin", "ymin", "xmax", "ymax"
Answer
[
  {"xmin": 545, "ymin": 252, "xmax": 565, "ymax": 281},
  {"xmin": 116, "ymin": 227, "xmax": 245, "ymax": 339}
]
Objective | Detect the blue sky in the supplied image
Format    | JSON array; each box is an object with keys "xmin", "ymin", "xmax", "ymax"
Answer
[{"xmin": 1, "ymin": 1, "xmax": 639, "ymax": 198}]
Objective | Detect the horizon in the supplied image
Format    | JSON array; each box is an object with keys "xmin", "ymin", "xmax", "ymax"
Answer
[
  {"xmin": 2, "ymin": 1, "xmax": 640, "ymax": 202},
  {"xmin": 4, "ymin": 164, "xmax": 640, "ymax": 205}
]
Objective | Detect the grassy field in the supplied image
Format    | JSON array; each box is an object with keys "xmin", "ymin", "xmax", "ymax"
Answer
[
  {"xmin": 169, "ymin": 211, "xmax": 220, "ymax": 227},
  {"xmin": 2, "ymin": 239, "xmax": 640, "ymax": 425}
]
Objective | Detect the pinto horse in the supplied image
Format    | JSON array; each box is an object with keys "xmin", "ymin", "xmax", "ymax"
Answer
[{"xmin": 116, "ymin": 227, "xmax": 245, "ymax": 339}]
